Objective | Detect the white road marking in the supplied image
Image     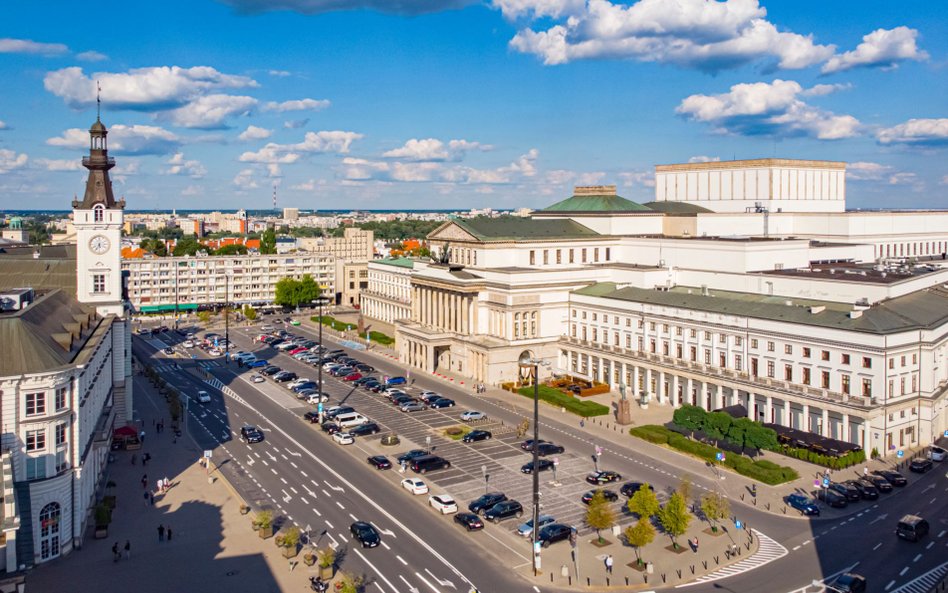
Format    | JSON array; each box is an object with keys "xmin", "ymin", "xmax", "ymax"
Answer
[
  {"xmin": 325, "ymin": 520, "xmax": 334, "ymax": 529},
  {"xmin": 355, "ymin": 548, "xmax": 402, "ymax": 593},
  {"xmin": 414, "ymin": 571, "xmax": 443, "ymax": 593},
  {"xmin": 396, "ymin": 555, "xmax": 408, "ymax": 566}
]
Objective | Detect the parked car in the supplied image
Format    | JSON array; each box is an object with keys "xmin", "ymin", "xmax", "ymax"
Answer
[
  {"xmin": 305, "ymin": 393, "xmax": 330, "ymax": 405},
  {"xmin": 847, "ymin": 479, "xmax": 879, "ymax": 500},
  {"xmin": 343, "ymin": 372, "xmax": 363, "ymax": 382},
  {"xmin": 401, "ymin": 478, "xmax": 429, "ymax": 495},
  {"xmin": 816, "ymin": 488, "xmax": 848, "ymax": 508},
  {"xmin": 349, "ymin": 521, "xmax": 380, "ymax": 548},
  {"xmin": 460, "ymin": 411, "xmax": 485, "ymax": 422},
  {"xmin": 303, "ymin": 411, "xmax": 321, "ymax": 424},
  {"xmin": 392, "ymin": 396, "xmax": 416, "ymax": 407},
  {"xmin": 429, "ymin": 398, "xmax": 456, "ymax": 409},
  {"xmin": 536, "ymin": 443, "xmax": 566, "ymax": 456},
  {"xmin": 829, "ymin": 482, "xmax": 861, "ymax": 502},
  {"xmin": 872, "ymin": 469, "xmax": 907, "ymax": 486},
  {"xmin": 520, "ymin": 439, "xmax": 548, "ymax": 451},
  {"xmin": 250, "ymin": 374, "xmax": 265, "ymax": 384},
  {"xmin": 827, "ymin": 573, "xmax": 867, "ymax": 593},
  {"xmin": 325, "ymin": 406, "xmax": 355, "ymax": 420},
  {"xmin": 262, "ymin": 366, "xmax": 282, "ymax": 376},
  {"xmin": 864, "ymin": 474, "xmax": 893, "ymax": 492},
  {"xmin": 401, "ymin": 401, "xmax": 427, "ymax": 413},
  {"xmin": 517, "ymin": 514, "xmax": 556, "ymax": 538},
  {"xmin": 291, "ymin": 381, "xmax": 318, "ymax": 393},
  {"xmin": 273, "ymin": 371, "xmax": 297, "ymax": 383},
  {"xmin": 386, "ymin": 376, "xmax": 407, "ymax": 386},
  {"xmin": 332, "ymin": 432, "xmax": 355, "ymax": 445},
  {"xmin": 521, "ymin": 459, "xmax": 554, "ymax": 474},
  {"xmin": 349, "ymin": 422, "xmax": 381, "ymax": 436},
  {"xmin": 909, "ymin": 458, "xmax": 934, "ymax": 473},
  {"xmin": 620, "ymin": 482, "xmax": 654, "ymax": 497},
  {"xmin": 355, "ymin": 364, "xmax": 375, "ymax": 373},
  {"xmin": 247, "ymin": 359, "xmax": 268, "ymax": 368},
  {"xmin": 397, "ymin": 449, "xmax": 429, "ymax": 465},
  {"xmin": 367, "ymin": 455, "xmax": 392, "ymax": 470},
  {"xmin": 320, "ymin": 421, "xmax": 341, "ymax": 435},
  {"xmin": 240, "ymin": 425, "xmax": 264, "ymax": 444},
  {"xmin": 581, "ymin": 489, "xmax": 619, "ymax": 505},
  {"xmin": 586, "ymin": 470, "xmax": 622, "ymax": 485},
  {"xmin": 453, "ymin": 512, "xmax": 484, "ymax": 531},
  {"xmin": 485, "ymin": 500, "xmax": 524, "ymax": 523},
  {"xmin": 463, "ymin": 430, "xmax": 493, "ymax": 443},
  {"xmin": 428, "ymin": 494, "xmax": 459, "ymax": 514},
  {"xmin": 469, "ymin": 492, "xmax": 507, "ymax": 515},
  {"xmin": 162, "ymin": 347, "xmax": 175, "ymax": 355},
  {"xmin": 537, "ymin": 523, "xmax": 573, "ymax": 547},
  {"xmin": 786, "ymin": 493, "xmax": 820, "ymax": 516},
  {"xmin": 930, "ymin": 446, "xmax": 947, "ymax": 461},
  {"xmin": 411, "ymin": 455, "xmax": 451, "ymax": 473}
]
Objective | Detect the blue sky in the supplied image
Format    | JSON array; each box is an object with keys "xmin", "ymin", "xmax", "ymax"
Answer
[{"xmin": 1, "ymin": 0, "xmax": 945, "ymax": 211}]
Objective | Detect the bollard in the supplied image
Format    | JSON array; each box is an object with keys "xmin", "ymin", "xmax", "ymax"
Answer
[
  {"xmin": 676, "ymin": 569, "xmax": 682, "ymax": 578},
  {"xmin": 783, "ymin": 506, "xmax": 787, "ymax": 514},
  {"xmin": 587, "ymin": 578, "xmax": 591, "ymax": 586},
  {"xmin": 662, "ymin": 574, "xmax": 667, "ymax": 583},
  {"xmin": 740, "ymin": 493, "xmax": 745, "ymax": 501},
  {"xmin": 702, "ymin": 561, "xmax": 708, "ymax": 569},
  {"xmin": 606, "ymin": 578, "xmax": 610, "ymax": 586},
  {"xmin": 690, "ymin": 565, "xmax": 695, "ymax": 574},
  {"xmin": 568, "ymin": 577, "xmax": 571, "ymax": 586},
  {"xmin": 625, "ymin": 577, "xmax": 629, "ymax": 586},
  {"xmin": 714, "ymin": 556, "xmax": 719, "ymax": 565},
  {"xmin": 766, "ymin": 502, "xmax": 771, "ymax": 510},
  {"xmin": 753, "ymin": 498, "xmax": 757, "ymax": 506},
  {"xmin": 550, "ymin": 574, "xmax": 553, "ymax": 583},
  {"xmin": 644, "ymin": 575, "xmax": 648, "ymax": 584}
]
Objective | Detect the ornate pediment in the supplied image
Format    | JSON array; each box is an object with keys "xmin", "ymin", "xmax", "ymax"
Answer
[{"xmin": 429, "ymin": 222, "xmax": 478, "ymax": 242}]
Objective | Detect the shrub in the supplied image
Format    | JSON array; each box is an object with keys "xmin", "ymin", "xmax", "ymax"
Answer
[
  {"xmin": 516, "ymin": 385, "xmax": 609, "ymax": 417},
  {"xmin": 629, "ymin": 426, "xmax": 670, "ymax": 445}
]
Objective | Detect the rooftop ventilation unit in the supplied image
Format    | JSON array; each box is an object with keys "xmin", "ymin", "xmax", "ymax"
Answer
[
  {"xmin": 849, "ymin": 310, "xmax": 863, "ymax": 319},
  {"xmin": 808, "ymin": 306, "xmax": 826, "ymax": 314}
]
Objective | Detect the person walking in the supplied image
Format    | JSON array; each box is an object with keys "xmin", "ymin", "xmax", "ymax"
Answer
[
  {"xmin": 166, "ymin": 526, "xmax": 173, "ymax": 541},
  {"xmin": 163, "ymin": 476, "xmax": 170, "ymax": 492},
  {"xmin": 150, "ymin": 492, "xmax": 155, "ymax": 506},
  {"xmin": 694, "ymin": 536, "xmax": 699, "ymax": 552},
  {"xmin": 112, "ymin": 542, "xmax": 120, "ymax": 562},
  {"xmin": 605, "ymin": 555, "xmax": 614, "ymax": 574},
  {"xmin": 156, "ymin": 478, "xmax": 163, "ymax": 493},
  {"xmin": 143, "ymin": 491, "xmax": 150, "ymax": 507},
  {"xmin": 158, "ymin": 524, "xmax": 165, "ymax": 542},
  {"xmin": 863, "ymin": 466, "xmax": 869, "ymax": 477},
  {"xmin": 140, "ymin": 430, "xmax": 146, "ymax": 444},
  {"xmin": 141, "ymin": 474, "xmax": 148, "ymax": 489},
  {"xmin": 124, "ymin": 540, "xmax": 131, "ymax": 560}
]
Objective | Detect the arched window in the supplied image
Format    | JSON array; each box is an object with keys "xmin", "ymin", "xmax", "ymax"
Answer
[
  {"xmin": 514, "ymin": 313, "xmax": 521, "ymax": 338},
  {"xmin": 93, "ymin": 205, "xmax": 105, "ymax": 222},
  {"xmin": 39, "ymin": 502, "xmax": 62, "ymax": 560}
]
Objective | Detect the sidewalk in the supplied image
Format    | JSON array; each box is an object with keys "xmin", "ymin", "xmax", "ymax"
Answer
[{"xmin": 28, "ymin": 371, "xmax": 318, "ymax": 593}]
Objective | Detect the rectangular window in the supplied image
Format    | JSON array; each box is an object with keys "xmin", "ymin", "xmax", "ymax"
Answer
[
  {"xmin": 637, "ymin": 336, "xmax": 644, "ymax": 351},
  {"xmin": 556, "ymin": 250, "xmax": 562, "ymax": 264},
  {"xmin": 676, "ymin": 344, "xmax": 683, "ymax": 359},
  {"xmin": 690, "ymin": 329, "xmax": 697, "ymax": 339},
  {"xmin": 767, "ymin": 360, "xmax": 775, "ymax": 378},
  {"xmin": 582, "ymin": 248, "xmax": 587, "ymax": 263},
  {"xmin": 803, "ymin": 347, "xmax": 811, "ymax": 358},
  {"xmin": 676, "ymin": 326, "xmax": 683, "ymax": 336},
  {"xmin": 821, "ymin": 371, "xmax": 830, "ymax": 389},
  {"xmin": 613, "ymin": 333, "xmax": 619, "ymax": 346},
  {"xmin": 719, "ymin": 334, "xmax": 726, "ymax": 344},
  {"xmin": 750, "ymin": 338, "xmax": 758, "ymax": 349},
  {"xmin": 649, "ymin": 339, "xmax": 656, "ymax": 353},
  {"xmin": 26, "ymin": 429, "xmax": 46, "ymax": 452},
  {"xmin": 26, "ymin": 457, "xmax": 46, "ymax": 481},
  {"xmin": 821, "ymin": 350, "xmax": 830, "ymax": 361},
  {"xmin": 841, "ymin": 375, "xmax": 850, "ymax": 394},
  {"xmin": 784, "ymin": 364, "xmax": 792, "ymax": 381},
  {"xmin": 56, "ymin": 424, "xmax": 67, "ymax": 446},
  {"xmin": 529, "ymin": 251, "xmax": 535, "ymax": 265},
  {"xmin": 802, "ymin": 367, "xmax": 811, "ymax": 385},
  {"xmin": 889, "ymin": 358, "xmax": 894, "ymax": 369},
  {"xmin": 543, "ymin": 250, "xmax": 549, "ymax": 265},
  {"xmin": 594, "ymin": 248, "xmax": 599, "ymax": 262},
  {"xmin": 767, "ymin": 341, "xmax": 775, "ymax": 352},
  {"xmin": 55, "ymin": 387, "xmax": 68, "ymax": 411},
  {"xmin": 569, "ymin": 249, "xmax": 574, "ymax": 263},
  {"xmin": 625, "ymin": 335, "xmax": 631, "ymax": 348},
  {"xmin": 704, "ymin": 349, "xmax": 711, "ymax": 365},
  {"xmin": 900, "ymin": 377, "xmax": 906, "ymax": 395},
  {"xmin": 92, "ymin": 274, "xmax": 106, "ymax": 294},
  {"xmin": 690, "ymin": 346, "xmax": 697, "ymax": 362},
  {"xmin": 784, "ymin": 344, "xmax": 792, "ymax": 355},
  {"xmin": 649, "ymin": 322, "xmax": 656, "ymax": 331},
  {"xmin": 719, "ymin": 352, "xmax": 726, "ymax": 368},
  {"xmin": 663, "ymin": 342, "xmax": 669, "ymax": 356},
  {"xmin": 862, "ymin": 357, "xmax": 872, "ymax": 369},
  {"xmin": 862, "ymin": 378, "xmax": 872, "ymax": 397},
  {"xmin": 841, "ymin": 353, "xmax": 851, "ymax": 365},
  {"xmin": 900, "ymin": 355, "xmax": 906, "ymax": 366},
  {"xmin": 735, "ymin": 336, "xmax": 743, "ymax": 347},
  {"xmin": 26, "ymin": 392, "xmax": 46, "ymax": 416},
  {"xmin": 56, "ymin": 450, "xmax": 68, "ymax": 473},
  {"xmin": 912, "ymin": 353, "xmax": 917, "ymax": 364},
  {"xmin": 734, "ymin": 355, "xmax": 742, "ymax": 372},
  {"xmin": 605, "ymin": 248, "xmax": 610, "ymax": 261}
]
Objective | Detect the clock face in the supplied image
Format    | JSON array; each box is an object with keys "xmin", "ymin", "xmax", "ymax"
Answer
[{"xmin": 89, "ymin": 234, "xmax": 110, "ymax": 255}]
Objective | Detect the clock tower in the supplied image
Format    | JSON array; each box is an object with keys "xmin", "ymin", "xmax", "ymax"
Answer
[{"xmin": 73, "ymin": 114, "xmax": 126, "ymax": 318}]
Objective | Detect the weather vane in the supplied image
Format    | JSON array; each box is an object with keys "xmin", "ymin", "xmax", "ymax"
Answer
[{"xmin": 96, "ymin": 80, "xmax": 101, "ymax": 121}]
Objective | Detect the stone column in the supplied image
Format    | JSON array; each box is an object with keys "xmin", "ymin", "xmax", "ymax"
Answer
[
  {"xmin": 821, "ymin": 408, "xmax": 830, "ymax": 437},
  {"xmin": 841, "ymin": 412, "xmax": 850, "ymax": 443},
  {"xmin": 715, "ymin": 383, "xmax": 723, "ymax": 411},
  {"xmin": 671, "ymin": 375, "xmax": 679, "ymax": 408},
  {"xmin": 765, "ymin": 395, "xmax": 773, "ymax": 424},
  {"xmin": 802, "ymin": 403, "xmax": 810, "ymax": 432},
  {"xmin": 633, "ymin": 366, "xmax": 640, "ymax": 397},
  {"xmin": 783, "ymin": 399, "xmax": 791, "ymax": 428}
]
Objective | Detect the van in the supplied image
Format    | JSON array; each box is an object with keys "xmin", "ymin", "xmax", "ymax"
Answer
[
  {"xmin": 336, "ymin": 413, "xmax": 369, "ymax": 429},
  {"xmin": 896, "ymin": 515, "xmax": 929, "ymax": 541},
  {"xmin": 410, "ymin": 455, "xmax": 452, "ymax": 474}
]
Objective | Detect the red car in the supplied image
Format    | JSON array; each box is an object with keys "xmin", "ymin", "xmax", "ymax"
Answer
[
  {"xmin": 289, "ymin": 347, "xmax": 308, "ymax": 355},
  {"xmin": 343, "ymin": 372, "xmax": 363, "ymax": 382}
]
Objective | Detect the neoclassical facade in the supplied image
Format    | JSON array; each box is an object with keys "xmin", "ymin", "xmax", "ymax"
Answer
[
  {"xmin": 392, "ymin": 164, "xmax": 948, "ymax": 457},
  {"xmin": 361, "ymin": 258, "xmax": 415, "ymax": 326}
]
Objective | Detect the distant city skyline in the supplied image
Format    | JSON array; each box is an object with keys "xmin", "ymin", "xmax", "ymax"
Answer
[{"xmin": 1, "ymin": 0, "xmax": 945, "ymax": 210}]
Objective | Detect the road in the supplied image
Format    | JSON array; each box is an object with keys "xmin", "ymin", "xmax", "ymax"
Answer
[{"xmin": 135, "ymin": 320, "xmax": 948, "ymax": 593}]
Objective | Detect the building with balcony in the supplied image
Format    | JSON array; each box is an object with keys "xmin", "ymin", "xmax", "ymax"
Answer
[{"xmin": 361, "ymin": 257, "xmax": 416, "ymax": 329}]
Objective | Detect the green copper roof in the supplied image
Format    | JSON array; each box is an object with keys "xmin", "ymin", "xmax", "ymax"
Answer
[
  {"xmin": 542, "ymin": 194, "xmax": 652, "ymax": 213},
  {"xmin": 451, "ymin": 216, "xmax": 599, "ymax": 241},
  {"xmin": 642, "ymin": 201, "xmax": 713, "ymax": 214},
  {"xmin": 375, "ymin": 257, "xmax": 415, "ymax": 269}
]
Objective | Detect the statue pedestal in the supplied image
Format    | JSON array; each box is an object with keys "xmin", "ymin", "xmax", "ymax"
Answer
[{"xmin": 616, "ymin": 399, "xmax": 632, "ymax": 425}]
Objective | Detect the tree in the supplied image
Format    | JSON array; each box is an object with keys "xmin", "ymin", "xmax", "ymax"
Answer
[
  {"xmin": 704, "ymin": 411, "xmax": 733, "ymax": 442},
  {"xmin": 274, "ymin": 275, "xmax": 320, "ymax": 308},
  {"xmin": 726, "ymin": 417, "xmax": 755, "ymax": 451},
  {"xmin": 658, "ymin": 492, "xmax": 691, "ymax": 548},
  {"xmin": 624, "ymin": 519, "xmax": 655, "ymax": 565},
  {"xmin": 215, "ymin": 243, "xmax": 248, "ymax": 255},
  {"xmin": 197, "ymin": 311, "xmax": 211, "ymax": 325},
  {"xmin": 260, "ymin": 228, "xmax": 277, "ymax": 254},
  {"xmin": 242, "ymin": 304, "xmax": 257, "ymax": 321},
  {"xmin": 585, "ymin": 490, "xmax": 617, "ymax": 544},
  {"xmin": 678, "ymin": 476, "xmax": 694, "ymax": 509},
  {"xmin": 673, "ymin": 405, "xmax": 707, "ymax": 433},
  {"xmin": 627, "ymin": 483, "xmax": 660, "ymax": 519},
  {"xmin": 699, "ymin": 492, "xmax": 730, "ymax": 533},
  {"xmin": 172, "ymin": 237, "xmax": 203, "ymax": 256},
  {"xmin": 744, "ymin": 424, "xmax": 779, "ymax": 454}
]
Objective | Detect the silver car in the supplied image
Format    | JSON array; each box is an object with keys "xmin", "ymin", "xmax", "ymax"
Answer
[
  {"xmin": 400, "ymin": 401, "xmax": 426, "ymax": 413},
  {"xmin": 517, "ymin": 514, "xmax": 556, "ymax": 537}
]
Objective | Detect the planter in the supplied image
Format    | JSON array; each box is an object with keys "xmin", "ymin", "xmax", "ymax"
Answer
[
  {"xmin": 318, "ymin": 565, "xmax": 334, "ymax": 580},
  {"xmin": 257, "ymin": 525, "xmax": 274, "ymax": 539},
  {"xmin": 94, "ymin": 525, "xmax": 109, "ymax": 539},
  {"xmin": 281, "ymin": 544, "xmax": 299, "ymax": 559},
  {"xmin": 589, "ymin": 539, "xmax": 613, "ymax": 548},
  {"xmin": 303, "ymin": 554, "xmax": 317, "ymax": 567},
  {"xmin": 239, "ymin": 504, "xmax": 251, "ymax": 515}
]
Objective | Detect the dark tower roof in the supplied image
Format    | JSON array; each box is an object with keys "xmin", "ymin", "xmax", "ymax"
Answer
[{"xmin": 72, "ymin": 117, "xmax": 125, "ymax": 210}]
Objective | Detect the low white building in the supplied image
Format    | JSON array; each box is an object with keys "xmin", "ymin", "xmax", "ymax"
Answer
[{"xmin": 361, "ymin": 258, "xmax": 415, "ymax": 327}]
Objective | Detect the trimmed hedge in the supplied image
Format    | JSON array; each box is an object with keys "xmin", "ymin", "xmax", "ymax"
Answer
[
  {"xmin": 516, "ymin": 385, "xmax": 610, "ymax": 417},
  {"xmin": 629, "ymin": 425, "xmax": 799, "ymax": 485},
  {"xmin": 780, "ymin": 446, "xmax": 866, "ymax": 470},
  {"xmin": 311, "ymin": 315, "xmax": 349, "ymax": 332}
]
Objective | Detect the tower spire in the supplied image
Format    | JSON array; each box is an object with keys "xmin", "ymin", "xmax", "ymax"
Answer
[{"xmin": 96, "ymin": 80, "xmax": 101, "ymax": 122}]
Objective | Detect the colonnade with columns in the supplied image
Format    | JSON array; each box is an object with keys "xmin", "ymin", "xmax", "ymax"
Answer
[
  {"xmin": 361, "ymin": 295, "xmax": 410, "ymax": 325},
  {"xmin": 411, "ymin": 285, "xmax": 477, "ymax": 335}
]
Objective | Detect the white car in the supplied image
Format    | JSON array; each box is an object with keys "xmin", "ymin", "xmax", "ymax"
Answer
[
  {"xmin": 208, "ymin": 348, "xmax": 223, "ymax": 356},
  {"xmin": 288, "ymin": 378, "xmax": 312, "ymax": 390},
  {"xmin": 196, "ymin": 390, "xmax": 211, "ymax": 403},
  {"xmin": 401, "ymin": 478, "xmax": 429, "ymax": 495},
  {"xmin": 428, "ymin": 494, "xmax": 458, "ymax": 514},
  {"xmin": 250, "ymin": 374, "xmax": 265, "ymax": 384},
  {"xmin": 183, "ymin": 340, "xmax": 195, "ymax": 348},
  {"xmin": 930, "ymin": 446, "xmax": 947, "ymax": 461},
  {"xmin": 460, "ymin": 411, "xmax": 485, "ymax": 422},
  {"xmin": 306, "ymin": 393, "xmax": 330, "ymax": 404},
  {"xmin": 332, "ymin": 432, "xmax": 355, "ymax": 445}
]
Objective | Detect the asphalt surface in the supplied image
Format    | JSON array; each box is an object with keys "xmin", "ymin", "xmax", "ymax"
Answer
[{"xmin": 135, "ymin": 320, "xmax": 948, "ymax": 593}]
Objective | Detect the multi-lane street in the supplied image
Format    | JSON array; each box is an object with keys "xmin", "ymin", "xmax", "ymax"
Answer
[{"xmin": 134, "ymin": 319, "xmax": 948, "ymax": 593}]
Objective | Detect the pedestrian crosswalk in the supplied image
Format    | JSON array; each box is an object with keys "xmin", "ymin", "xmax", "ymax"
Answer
[
  {"xmin": 199, "ymin": 360, "xmax": 223, "ymax": 369},
  {"xmin": 205, "ymin": 377, "xmax": 225, "ymax": 390},
  {"xmin": 152, "ymin": 363, "xmax": 182, "ymax": 373},
  {"xmin": 893, "ymin": 562, "xmax": 948, "ymax": 593},
  {"xmin": 677, "ymin": 530, "xmax": 788, "ymax": 588}
]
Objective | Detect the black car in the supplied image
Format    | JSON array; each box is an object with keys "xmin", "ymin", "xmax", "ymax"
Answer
[
  {"xmin": 429, "ymin": 398, "xmax": 456, "ymax": 409},
  {"xmin": 786, "ymin": 493, "xmax": 820, "ymax": 516},
  {"xmin": 520, "ymin": 439, "xmax": 549, "ymax": 451},
  {"xmin": 873, "ymin": 469, "xmax": 907, "ymax": 486},
  {"xmin": 410, "ymin": 455, "xmax": 451, "ymax": 473},
  {"xmin": 484, "ymin": 500, "xmax": 524, "ymax": 523},
  {"xmin": 320, "ymin": 421, "xmax": 341, "ymax": 435},
  {"xmin": 581, "ymin": 490, "xmax": 619, "ymax": 505},
  {"xmin": 303, "ymin": 411, "xmax": 321, "ymax": 424},
  {"xmin": 535, "ymin": 443, "xmax": 565, "ymax": 456},
  {"xmin": 162, "ymin": 347, "xmax": 175, "ymax": 355},
  {"xmin": 240, "ymin": 425, "xmax": 264, "ymax": 443},
  {"xmin": 829, "ymin": 482, "xmax": 861, "ymax": 502},
  {"xmin": 620, "ymin": 482, "xmax": 654, "ymax": 498},
  {"xmin": 262, "ymin": 366, "xmax": 282, "ymax": 376},
  {"xmin": 817, "ymin": 488, "xmax": 848, "ymax": 508},
  {"xmin": 537, "ymin": 523, "xmax": 572, "ymax": 547},
  {"xmin": 350, "ymin": 522, "xmax": 380, "ymax": 548},
  {"xmin": 453, "ymin": 512, "xmax": 484, "ymax": 531},
  {"xmin": 274, "ymin": 372, "xmax": 297, "ymax": 383},
  {"xmin": 367, "ymin": 455, "xmax": 392, "ymax": 470},
  {"xmin": 521, "ymin": 459, "xmax": 555, "ymax": 474},
  {"xmin": 828, "ymin": 573, "xmax": 867, "ymax": 593},
  {"xmin": 396, "ymin": 449, "xmax": 429, "ymax": 465},
  {"xmin": 462, "ymin": 430, "xmax": 493, "ymax": 443},
  {"xmin": 586, "ymin": 470, "xmax": 622, "ymax": 485},
  {"xmin": 909, "ymin": 458, "xmax": 933, "ymax": 473},
  {"xmin": 352, "ymin": 376, "xmax": 375, "ymax": 386},
  {"xmin": 349, "ymin": 423, "xmax": 381, "ymax": 436},
  {"xmin": 468, "ymin": 492, "xmax": 507, "ymax": 515},
  {"xmin": 847, "ymin": 479, "xmax": 879, "ymax": 500},
  {"xmin": 865, "ymin": 474, "xmax": 893, "ymax": 492},
  {"xmin": 355, "ymin": 364, "xmax": 375, "ymax": 373},
  {"xmin": 391, "ymin": 396, "xmax": 415, "ymax": 406}
]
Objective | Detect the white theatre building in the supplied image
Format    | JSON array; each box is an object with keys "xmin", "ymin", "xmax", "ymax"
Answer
[{"xmin": 380, "ymin": 158, "xmax": 948, "ymax": 457}]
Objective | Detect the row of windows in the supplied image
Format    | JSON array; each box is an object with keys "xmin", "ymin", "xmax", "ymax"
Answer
[
  {"xmin": 530, "ymin": 247, "xmax": 611, "ymax": 266},
  {"xmin": 877, "ymin": 241, "xmax": 947, "ymax": 259},
  {"xmin": 513, "ymin": 311, "xmax": 540, "ymax": 339},
  {"xmin": 25, "ymin": 424, "xmax": 67, "ymax": 452},
  {"xmin": 26, "ymin": 388, "xmax": 70, "ymax": 417}
]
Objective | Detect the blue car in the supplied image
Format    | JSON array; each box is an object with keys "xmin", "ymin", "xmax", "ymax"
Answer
[
  {"xmin": 386, "ymin": 376, "xmax": 407, "ymax": 386},
  {"xmin": 247, "ymin": 359, "xmax": 268, "ymax": 368},
  {"xmin": 786, "ymin": 493, "xmax": 820, "ymax": 516}
]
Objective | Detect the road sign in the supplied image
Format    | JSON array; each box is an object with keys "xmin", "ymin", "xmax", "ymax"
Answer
[
  {"xmin": 822, "ymin": 477, "xmax": 830, "ymax": 488},
  {"xmin": 897, "ymin": 450, "xmax": 904, "ymax": 458},
  {"xmin": 735, "ymin": 520, "xmax": 742, "ymax": 530},
  {"xmin": 944, "ymin": 430, "xmax": 948, "ymax": 437},
  {"xmin": 317, "ymin": 403, "xmax": 323, "ymax": 413},
  {"xmin": 553, "ymin": 457, "xmax": 560, "ymax": 466},
  {"xmin": 716, "ymin": 452, "xmax": 725, "ymax": 462},
  {"xmin": 204, "ymin": 450, "xmax": 212, "ymax": 458},
  {"xmin": 595, "ymin": 445, "xmax": 603, "ymax": 456}
]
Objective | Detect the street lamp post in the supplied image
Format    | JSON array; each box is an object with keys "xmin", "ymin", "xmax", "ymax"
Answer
[
  {"xmin": 224, "ymin": 275, "xmax": 230, "ymax": 365},
  {"xmin": 519, "ymin": 353, "xmax": 549, "ymax": 577},
  {"xmin": 312, "ymin": 295, "xmax": 329, "ymax": 408}
]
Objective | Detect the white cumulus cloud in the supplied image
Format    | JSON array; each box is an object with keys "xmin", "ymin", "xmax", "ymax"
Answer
[
  {"xmin": 876, "ymin": 118, "xmax": 948, "ymax": 147},
  {"xmin": 0, "ymin": 37, "xmax": 68, "ymax": 55},
  {"xmin": 264, "ymin": 98, "xmax": 330, "ymax": 112},
  {"xmin": 507, "ymin": 0, "xmax": 834, "ymax": 72},
  {"xmin": 846, "ymin": 161, "xmax": 893, "ymax": 181},
  {"xmin": 688, "ymin": 155, "xmax": 721, "ymax": 163},
  {"xmin": 233, "ymin": 168, "xmax": 259, "ymax": 190},
  {"xmin": 163, "ymin": 153, "xmax": 207, "ymax": 178},
  {"xmin": 382, "ymin": 138, "xmax": 492, "ymax": 161},
  {"xmin": 47, "ymin": 124, "xmax": 181, "ymax": 155},
  {"xmin": 676, "ymin": 79, "xmax": 860, "ymax": 140},
  {"xmin": 822, "ymin": 26, "xmax": 928, "ymax": 74},
  {"xmin": 0, "ymin": 121, "xmax": 7, "ymax": 130},
  {"xmin": 290, "ymin": 179, "xmax": 326, "ymax": 191},
  {"xmin": 34, "ymin": 158, "xmax": 82, "ymax": 172},
  {"xmin": 238, "ymin": 125, "xmax": 273, "ymax": 141},
  {"xmin": 76, "ymin": 50, "xmax": 108, "ymax": 62},
  {"xmin": 162, "ymin": 94, "xmax": 257, "ymax": 129},
  {"xmin": 0, "ymin": 149, "xmax": 29, "ymax": 173}
]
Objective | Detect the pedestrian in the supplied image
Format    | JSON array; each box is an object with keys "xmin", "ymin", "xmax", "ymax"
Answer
[
  {"xmin": 163, "ymin": 476, "xmax": 169, "ymax": 492},
  {"xmin": 140, "ymin": 430, "xmax": 145, "ymax": 444},
  {"xmin": 130, "ymin": 453, "xmax": 136, "ymax": 465},
  {"xmin": 143, "ymin": 491, "xmax": 149, "ymax": 506},
  {"xmin": 605, "ymin": 555, "xmax": 614, "ymax": 574},
  {"xmin": 156, "ymin": 478, "xmax": 163, "ymax": 493},
  {"xmin": 579, "ymin": 418, "xmax": 585, "ymax": 428},
  {"xmin": 158, "ymin": 524, "xmax": 165, "ymax": 542},
  {"xmin": 142, "ymin": 453, "xmax": 149, "ymax": 467},
  {"xmin": 150, "ymin": 492, "xmax": 155, "ymax": 506},
  {"xmin": 141, "ymin": 474, "xmax": 148, "ymax": 489},
  {"xmin": 694, "ymin": 536, "xmax": 699, "ymax": 552},
  {"xmin": 863, "ymin": 466, "xmax": 868, "ymax": 477},
  {"xmin": 112, "ymin": 542, "xmax": 120, "ymax": 562},
  {"xmin": 167, "ymin": 526, "xmax": 172, "ymax": 541},
  {"xmin": 124, "ymin": 540, "xmax": 131, "ymax": 560}
]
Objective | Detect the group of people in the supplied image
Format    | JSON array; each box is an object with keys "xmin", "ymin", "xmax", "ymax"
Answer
[
  {"xmin": 473, "ymin": 383, "xmax": 487, "ymax": 394},
  {"xmin": 111, "ymin": 540, "xmax": 131, "ymax": 562},
  {"xmin": 157, "ymin": 524, "xmax": 173, "ymax": 542}
]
